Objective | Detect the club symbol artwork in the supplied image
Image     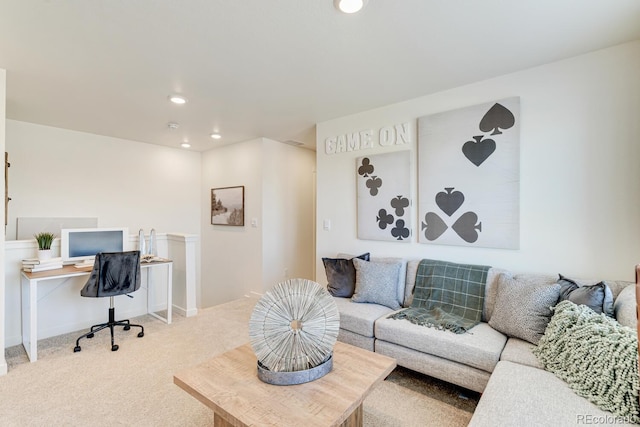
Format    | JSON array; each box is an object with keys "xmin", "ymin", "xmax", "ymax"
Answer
[
  {"xmin": 376, "ymin": 209, "xmax": 394, "ymax": 229},
  {"xmin": 357, "ymin": 158, "xmax": 374, "ymax": 177},
  {"xmin": 376, "ymin": 197, "xmax": 410, "ymax": 241},
  {"xmin": 357, "ymin": 153, "xmax": 412, "ymax": 242},
  {"xmin": 391, "ymin": 196, "xmax": 410, "ymax": 216},
  {"xmin": 422, "ymin": 187, "xmax": 482, "ymax": 243},
  {"xmin": 358, "ymin": 157, "xmax": 383, "ymax": 196},
  {"xmin": 391, "ymin": 219, "xmax": 410, "ymax": 241},
  {"xmin": 462, "ymin": 102, "xmax": 515, "ymax": 167}
]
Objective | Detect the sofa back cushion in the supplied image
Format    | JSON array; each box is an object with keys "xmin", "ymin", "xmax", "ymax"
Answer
[{"xmin": 488, "ymin": 273, "xmax": 561, "ymax": 345}]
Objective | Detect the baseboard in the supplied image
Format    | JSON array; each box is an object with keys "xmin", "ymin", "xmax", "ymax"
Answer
[{"xmin": 172, "ymin": 304, "xmax": 197, "ymax": 317}]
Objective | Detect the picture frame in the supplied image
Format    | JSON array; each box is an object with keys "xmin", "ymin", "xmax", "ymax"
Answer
[{"xmin": 211, "ymin": 186, "xmax": 245, "ymax": 226}]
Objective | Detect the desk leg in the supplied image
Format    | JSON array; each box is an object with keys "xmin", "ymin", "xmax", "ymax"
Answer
[
  {"xmin": 147, "ymin": 263, "xmax": 172, "ymax": 325},
  {"xmin": 166, "ymin": 263, "xmax": 172, "ymax": 324},
  {"xmin": 20, "ymin": 276, "xmax": 38, "ymax": 362}
]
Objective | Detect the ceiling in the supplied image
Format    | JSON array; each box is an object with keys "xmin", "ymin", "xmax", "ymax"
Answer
[{"xmin": 1, "ymin": 1, "xmax": 639, "ymax": 152}]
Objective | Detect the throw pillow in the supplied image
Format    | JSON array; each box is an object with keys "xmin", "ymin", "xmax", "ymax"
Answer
[
  {"xmin": 351, "ymin": 258, "xmax": 402, "ymax": 309},
  {"xmin": 322, "ymin": 253, "xmax": 370, "ymax": 297},
  {"xmin": 488, "ymin": 273, "xmax": 561, "ymax": 345},
  {"xmin": 557, "ymin": 274, "xmax": 614, "ymax": 317},
  {"xmin": 534, "ymin": 301, "xmax": 639, "ymax": 423}
]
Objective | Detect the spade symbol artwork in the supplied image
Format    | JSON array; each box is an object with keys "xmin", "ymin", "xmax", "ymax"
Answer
[
  {"xmin": 435, "ymin": 187, "xmax": 464, "ymax": 216},
  {"xmin": 421, "ymin": 212, "xmax": 448, "ymax": 241},
  {"xmin": 423, "ymin": 187, "xmax": 482, "ymax": 243},
  {"xmin": 479, "ymin": 103, "xmax": 515, "ymax": 135},
  {"xmin": 462, "ymin": 136, "xmax": 496, "ymax": 167},
  {"xmin": 452, "ymin": 212, "xmax": 482, "ymax": 243}
]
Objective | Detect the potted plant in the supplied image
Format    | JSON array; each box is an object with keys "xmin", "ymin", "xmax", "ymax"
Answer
[{"xmin": 34, "ymin": 232, "xmax": 55, "ymax": 260}]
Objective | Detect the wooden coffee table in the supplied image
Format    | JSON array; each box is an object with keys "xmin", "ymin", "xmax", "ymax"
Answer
[{"xmin": 174, "ymin": 341, "xmax": 396, "ymax": 427}]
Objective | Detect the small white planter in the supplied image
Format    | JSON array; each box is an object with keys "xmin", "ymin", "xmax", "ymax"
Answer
[{"xmin": 38, "ymin": 249, "xmax": 53, "ymax": 260}]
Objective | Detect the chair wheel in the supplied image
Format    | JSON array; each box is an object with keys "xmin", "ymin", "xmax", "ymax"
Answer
[
  {"xmin": 137, "ymin": 332, "xmax": 144, "ymax": 338},
  {"xmin": 87, "ymin": 333, "xmax": 94, "ymax": 339},
  {"xmin": 74, "ymin": 346, "xmax": 81, "ymax": 352},
  {"xmin": 123, "ymin": 325, "xmax": 130, "ymax": 331},
  {"xmin": 111, "ymin": 344, "xmax": 119, "ymax": 351}
]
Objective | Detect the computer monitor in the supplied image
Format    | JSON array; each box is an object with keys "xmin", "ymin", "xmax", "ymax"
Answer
[{"xmin": 61, "ymin": 227, "xmax": 129, "ymax": 264}]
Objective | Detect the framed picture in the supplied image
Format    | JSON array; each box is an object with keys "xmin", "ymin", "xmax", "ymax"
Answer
[{"xmin": 211, "ymin": 186, "xmax": 244, "ymax": 226}]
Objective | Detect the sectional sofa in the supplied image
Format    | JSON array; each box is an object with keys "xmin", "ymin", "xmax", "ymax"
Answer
[{"xmin": 325, "ymin": 254, "xmax": 639, "ymax": 425}]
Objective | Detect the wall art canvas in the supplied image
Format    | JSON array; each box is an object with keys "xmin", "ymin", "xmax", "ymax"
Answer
[
  {"xmin": 357, "ymin": 150, "xmax": 412, "ymax": 242},
  {"xmin": 211, "ymin": 186, "xmax": 244, "ymax": 226},
  {"xmin": 418, "ymin": 97, "xmax": 520, "ymax": 249}
]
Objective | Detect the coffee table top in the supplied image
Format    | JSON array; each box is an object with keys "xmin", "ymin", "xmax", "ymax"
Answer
[{"xmin": 174, "ymin": 341, "xmax": 396, "ymax": 426}]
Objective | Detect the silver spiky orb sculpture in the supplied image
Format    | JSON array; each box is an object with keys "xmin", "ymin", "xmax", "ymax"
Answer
[{"xmin": 249, "ymin": 278, "xmax": 340, "ymax": 385}]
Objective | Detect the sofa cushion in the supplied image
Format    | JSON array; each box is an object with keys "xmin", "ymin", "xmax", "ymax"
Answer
[
  {"xmin": 614, "ymin": 284, "xmax": 637, "ymax": 329},
  {"xmin": 333, "ymin": 297, "xmax": 394, "ymax": 337},
  {"xmin": 371, "ymin": 257, "xmax": 407, "ymax": 309},
  {"xmin": 557, "ymin": 274, "xmax": 614, "ymax": 317},
  {"xmin": 499, "ymin": 337, "xmax": 542, "ymax": 369},
  {"xmin": 352, "ymin": 258, "xmax": 402, "ymax": 309},
  {"xmin": 341, "ymin": 253, "xmax": 407, "ymax": 308},
  {"xmin": 488, "ymin": 273, "xmax": 560, "ymax": 345},
  {"xmin": 375, "ymin": 317, "xmax": 506, "ymax": 373},
  {"xmin": 468, "ymin": 361, "xmax": 638, "ymax": 427},
  {"xmin": 323, "ymin": 253, "xmax": 370, "ymax": 297}
]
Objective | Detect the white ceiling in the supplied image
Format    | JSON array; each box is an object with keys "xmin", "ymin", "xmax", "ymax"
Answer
[{"xmin": 1, "ymin": 1, "xmax": 639, "ymax": 151}]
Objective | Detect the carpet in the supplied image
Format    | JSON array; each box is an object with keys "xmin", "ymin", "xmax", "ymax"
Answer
[{"xmin": 1, "ymin": 296, "xmax": 478, "ymax": 426}]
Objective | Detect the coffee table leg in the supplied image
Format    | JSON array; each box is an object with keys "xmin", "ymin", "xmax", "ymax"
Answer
[
  {"xmin": 213, "ymin": 412, "xmax": 235, "ymax": 427},
  {"xmin": 340, "ymin": 404, "xmax": 363, "ymax": 427}
]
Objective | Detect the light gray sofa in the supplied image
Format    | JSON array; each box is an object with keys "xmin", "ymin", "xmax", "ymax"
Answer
[{"xmin": 330, "ymin": 255, "xmax": 638, "ymax": 425}]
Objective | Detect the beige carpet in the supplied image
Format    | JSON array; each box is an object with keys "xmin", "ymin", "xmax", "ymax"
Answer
[{"xmin": 1, "ymin": 296, "xmax": 478, "ymax": 426}]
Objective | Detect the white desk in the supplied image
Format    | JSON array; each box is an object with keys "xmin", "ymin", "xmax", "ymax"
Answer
[{"xmin": 20, "ymin": 260, "xmax": 173, "ymax": 362}]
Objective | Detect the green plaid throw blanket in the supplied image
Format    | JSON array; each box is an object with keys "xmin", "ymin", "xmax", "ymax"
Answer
[{"xmin": 390, "ymin": 259, "xmax": 490, "ymax": 334}]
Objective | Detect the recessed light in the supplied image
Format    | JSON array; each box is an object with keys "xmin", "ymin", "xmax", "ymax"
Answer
[
  {"xmin": 168, "ymin": 94, "xmax": 188, "ymax": 105},
  {"xmin": 334, "ymin": 0, "xmax": 366, "ymax": 13},
  {"xmin": 181, "ymin": 142, "xmax": 191, "ymax": 148},
  {"xmin": 210, "ymin": 133, "xmax": 222, "ymax": 140}
]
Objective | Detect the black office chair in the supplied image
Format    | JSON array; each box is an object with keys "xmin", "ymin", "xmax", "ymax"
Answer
[{"xmin": 73, "ymin": 251, "xmax": 145, "ymax": 353}]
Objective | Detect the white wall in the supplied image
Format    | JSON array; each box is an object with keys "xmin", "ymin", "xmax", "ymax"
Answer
[
  {"xmin": 1, "ymin": 68, "xmax": 7, "ymax": 374},
  {"xmin": 262, "ymin": 139, "xmax": 315, "ymax": 290},
  {"xmin": 200, "ymin": 138, "xmax": 316, "ymax": 307},
  {"xmin": 316, "ymin": 41, "xmax": 640, "ymax": 283},
  {"xmin": 201, "ymin": 139, "xmax": 265, "ymax": 306},
  {"xmin": 6, "ymin": 120, "xmax": 202, "ymax": 239},
  {"xmin": 4, "ymin": 120, "xmax": 202, "ymax": 350}
]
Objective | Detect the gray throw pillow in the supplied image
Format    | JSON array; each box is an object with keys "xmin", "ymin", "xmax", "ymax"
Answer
[
  {"xmin": 557, "ymin": 274, "xmax": 614, "ymax": 317},
  {"xmin": 351, "ymin": 258, "xmax": 402, "ymax": 309},
  {"xmin": 322, "ymin": 253, "xmax": 370, "ymax": 297},
  {"xmin": 489, "ymin": 273, "xmax": 561, "ymax": 345}
]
